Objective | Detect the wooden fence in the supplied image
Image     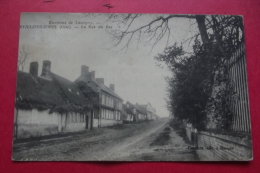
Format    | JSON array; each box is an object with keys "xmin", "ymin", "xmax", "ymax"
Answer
[{"xmin": 228, "ymin": 44, "xmax": 251, "ymax": 134}]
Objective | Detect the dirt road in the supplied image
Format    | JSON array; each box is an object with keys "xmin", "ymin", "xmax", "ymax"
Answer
[{"xmin": 13, "ymin": 119, "xmax": 198, "ymax": 161}]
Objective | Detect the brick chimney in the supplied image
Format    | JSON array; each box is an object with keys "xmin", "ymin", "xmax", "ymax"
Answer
[
  {"xmin": 29, "ymin": 61, "xmax": 39, "ymax": 79},
  {"xmin": 110, "ymin": 84, "xmax": 115, "ymax": 91},
  {"xmin": 96, "ymin": 78, "xmax": 104, "ymax": 84},
  {"xmin": 90, "ymin": 71, "xmax": 95, "ymax": 79},
  {"xmin": 41, "ymin": 60, "xmax": 51, "ymax": 78},
  {"xmin": 81, "ymin": 65, "xmax": 89, "ymax": 75}
]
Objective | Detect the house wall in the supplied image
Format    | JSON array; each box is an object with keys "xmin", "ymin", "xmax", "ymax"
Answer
[
  {"xmin": 66, "ymin": 123, "xmax": 85, "ymax": 132},
  {"xmin": 126, "ymin": 114, "xmax": 133, "ymax": 121},
  {"xmin": 15, "ymin": 109, "xmax": 93, "ymax": 139},
  {"xmin": 138, "ymin": 114, "xmax": 146, "ymax": 121},
  {"xmin": 195, "ymin": 131, "xmax": 252, "ymax": 161},
  {"xmin": 15, "ymin": 109, "xmax": 60, "ymax": 139},
  {"xmin": 93, "ymin": 119, "xmax": 99, "ymax": 128},
  {"xmin": 147, "ymin": 113, "xmax": 152, "ymax": 120},
  {"xmin": 66, "ymin": 112, "xmax": 88, "ymax": 132}
]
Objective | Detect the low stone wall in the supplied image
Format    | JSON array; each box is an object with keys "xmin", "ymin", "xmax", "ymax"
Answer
[{"xmin": 196, "ymin": 131, "xmax": 252, "ymax": 161}]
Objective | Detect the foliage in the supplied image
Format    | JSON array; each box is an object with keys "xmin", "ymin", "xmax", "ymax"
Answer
[
  {"xmin": 155, "ymin": 14, "xmax": 244, "ymax": 131},
  {"xmin": 108, "ymin": 14, "xmax": 245, "ymax": 131},
  {"xmin": 156, "ymin": 41, "xmax": 219, "ymax": 130}
]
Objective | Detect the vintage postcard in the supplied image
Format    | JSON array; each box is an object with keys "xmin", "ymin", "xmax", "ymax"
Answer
[{"xmin": 12, "ymin": 13, "xmax": 252, "ymax": 161}]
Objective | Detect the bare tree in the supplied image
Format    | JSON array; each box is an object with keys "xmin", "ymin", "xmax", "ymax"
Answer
[
  {"xmin": 106, "ymin": 14, "xmax": 243, "ymax": 56},
  {"xmin": 18, "ymin": 45, "xmax": 30, "ymax": 71}
]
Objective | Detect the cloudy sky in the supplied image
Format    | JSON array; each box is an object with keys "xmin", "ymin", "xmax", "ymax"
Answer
[{"xmin": 19, "ymin": 13, "xmax": 198, "ymax": 117}]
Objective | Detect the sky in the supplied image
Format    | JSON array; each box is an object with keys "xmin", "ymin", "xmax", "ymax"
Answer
[{"xmin": 19, "ymin": 13, "xmax": 198, "ymax": 117}]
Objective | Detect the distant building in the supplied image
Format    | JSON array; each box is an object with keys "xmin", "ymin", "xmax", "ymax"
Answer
[
  {"xmin": 122, "ymin": 101, "xmax": 135, "ymax": 123},
  {"xmin": 74, "ymin": 65, "xmax": 124, "ymax": 127},
  {"xmin": 135, "ymin": 102, "xmax": 157, "ymax": 121}
]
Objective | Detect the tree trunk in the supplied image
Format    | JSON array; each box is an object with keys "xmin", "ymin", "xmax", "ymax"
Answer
[{"xmin": 195, "ymin": 15, "xmax": 209, "ymax": 45}]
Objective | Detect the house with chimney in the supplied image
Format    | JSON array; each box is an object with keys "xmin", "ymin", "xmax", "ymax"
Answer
[
  {"xmin": 74, "ymin": 65, "xmax": 124, "ymax": 128},
  {"xmin": 14, "ymin": 61, "xmax": 95, "ymax": 139}
]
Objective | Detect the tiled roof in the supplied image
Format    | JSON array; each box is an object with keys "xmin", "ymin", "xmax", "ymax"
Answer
[
  {"xmin": 134, "ymin": 104, "xmax": 147, "ymax": 115},
  {"xmin": 74, "ymin": 73, "xmax": 123, "ymax": 101}
]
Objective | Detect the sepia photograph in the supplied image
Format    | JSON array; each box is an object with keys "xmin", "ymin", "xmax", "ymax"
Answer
[{"xmin": 12, "ymin": 13, "xmax": 252, "ymax": 161}]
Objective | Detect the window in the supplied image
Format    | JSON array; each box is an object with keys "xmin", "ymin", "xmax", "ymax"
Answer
[
  {"xmin": 102, "ymin": 94, "xmax": 105, "ymax": 104},
  {"xmin": 106, "ymin": 96, "xmax": 108, "ymax": 106},
  {"xmin": 73, "ymin": 113, "xmax": 76, "ymax": 123},
  {"xmin": 109, "ymin": 97, "xmax": 112, "ymax": 107},
  {"xmin": 111, "ymin": 98, "xmax": 113, "ymax": 107},
  {"xmin": 69, "ymin": 114, "xmax": 73, "ymax": 123},
  {"xmin": 78, "ymin": 113, "xmax": 80, "ymax": 123},
  {"xmin": 67, "ymin": 114, "xmax": 70, "ymax": 123},
  {"xmin": 80, "ymin": 114, "xmax": 84, "ymax": 122},
  {"xmin": 118, "ymin": 102, "xmax": 122, "ymax": 110},
  {"xmin": 105, "ymin": 109, "xmax": 108, "ymax": 119},
  {"xmin": 76, "ymin": 113, "xmax": 79, "ymax": 123}
]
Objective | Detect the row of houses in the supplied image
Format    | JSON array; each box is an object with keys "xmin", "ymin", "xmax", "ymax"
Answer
[
  {"xmin": 14, "ymin": 60, "xmax": 157, "ymax": 139},
  {"xmin": 122, "ymin": 101, "xmax": 158, "ymax": 123}
]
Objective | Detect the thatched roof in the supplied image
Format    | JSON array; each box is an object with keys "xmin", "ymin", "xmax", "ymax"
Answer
[{"xmin": 16, "ymin": 71, "xmax": 94, "ymax": 113}]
